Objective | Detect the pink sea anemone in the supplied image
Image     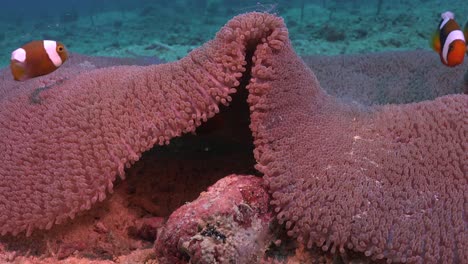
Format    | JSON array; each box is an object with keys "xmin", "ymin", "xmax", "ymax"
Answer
[{"xmin": 0, "ymin": 12, "xmax": 466, "ymax": 264}]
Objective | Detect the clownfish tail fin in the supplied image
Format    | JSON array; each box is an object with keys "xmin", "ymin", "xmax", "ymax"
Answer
[
  {"xmin": 430, "ymin": 30, "xmax": 441, "ymax": 53},
  {"xmin": 10, "ymin": 61, "xmax": 27, "ymax": 81},
  {"xmin": 441, "ymin": 11, "xmax": 455, "ymax": 20}
]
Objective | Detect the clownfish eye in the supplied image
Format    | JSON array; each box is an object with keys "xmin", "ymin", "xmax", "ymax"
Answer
[
  {"xmin": 58, "ymin": 46, "xmax": 64, "ymax": 52},
  {"xmin": 448, "ymin": 44, "xmax": 453, "ymax": 52}
]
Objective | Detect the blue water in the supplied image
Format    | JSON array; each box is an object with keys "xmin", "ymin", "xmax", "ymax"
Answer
[{"xmin": 1, "ymin": 0, "xmax": 467, "ymax": 66}]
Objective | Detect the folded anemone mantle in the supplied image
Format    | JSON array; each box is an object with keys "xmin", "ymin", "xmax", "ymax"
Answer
[{"xmin": 0, "ymin": 12, "xmax": 466, "ymax": 263}]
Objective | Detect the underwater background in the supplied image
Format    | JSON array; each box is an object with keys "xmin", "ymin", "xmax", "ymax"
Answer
[{"xmin": 1, "ymin": 0, "xmax": 467, "ymax": 67}]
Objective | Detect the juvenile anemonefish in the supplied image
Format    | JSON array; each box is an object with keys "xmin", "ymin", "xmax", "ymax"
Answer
[
  {"xmin": 10, "ymin": 40, "xmax": 68, "ymax": 81},
  {"xmin": 431, "ymin": 11, "xmax": 466, "ymax": 67}
]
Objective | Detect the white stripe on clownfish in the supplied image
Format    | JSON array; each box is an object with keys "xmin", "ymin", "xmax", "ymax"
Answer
[
  {"xmin": 43, "ymin": 40, "xmax": 63, "ymax": 67},
  {"xmin": 442, "ymin": 30, "xmax": 465, "ymax": 64},
  {"xmin": 11, "ymin": 48, "xmax": 26, "ymax": 63}
]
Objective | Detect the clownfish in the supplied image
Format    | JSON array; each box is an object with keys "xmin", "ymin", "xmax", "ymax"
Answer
[
  {"xmin": 10, "ymin": 40, "xmax": 68, "ymax": 81},
  {"xmin": 430, "ymin": 11, "xmax": 466, "ymax": 67}
]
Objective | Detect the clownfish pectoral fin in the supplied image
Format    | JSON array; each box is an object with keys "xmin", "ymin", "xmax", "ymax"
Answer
[
  {"xmin": 10, "ymin": 61, "xmax": 27, "ymax": 81},
  {"xmin": 430, "ymin": 30, "xmax": 441, "ymax": 53}
]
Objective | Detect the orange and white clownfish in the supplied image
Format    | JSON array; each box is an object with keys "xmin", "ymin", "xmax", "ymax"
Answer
[
  {"xmin": 430, "ymin": 11, "xmax": 466, "ymax": 67},
  {"xmin": 10, "ymin": 40, "xmax": 68, "ymax": 81}
]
